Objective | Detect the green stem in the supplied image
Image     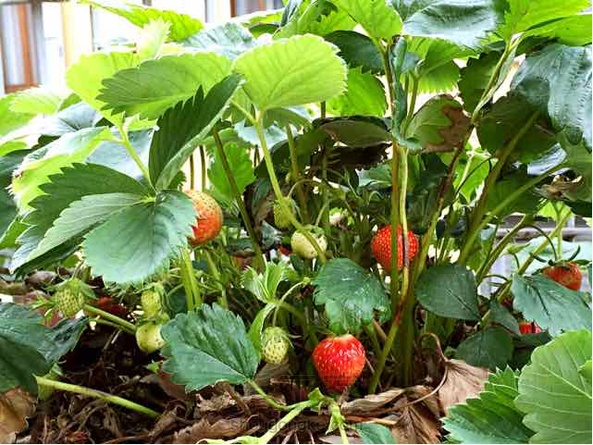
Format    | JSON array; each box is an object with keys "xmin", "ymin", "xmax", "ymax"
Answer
[
  {"xmin": 485, "ymin": 209, "xmax": 571, "ymax": 316},
  {"xmin": 254, "ymin": 111, "xmax": 327, "ymax": 263},
  {"xmin": 470, "ymin": 38, "xmax": 520, "ymax": 125},
  {"xmin": 199, "ymin": 145, "xmax": 207, "ymax": 191},
  {"xmin": 286, "ymin": 125, "xmax": 310, "ymax": 224},
  {"xmin": 458, "ymin": 111, "xmax": 541, "ymax": 264},
  {"xmin": 204, "ymin": 249, "xmax": 228, "ymax": 309},
  {"xmin": 115, "ymin": 123, "xmax": 152, "ymax": 186},
  {"xmin": 388, "ymin": 146, "xmax": 400, "ymax": 311},
  {"xmin": 89, "ymin": 317, "xmax": 134, "ymax": 334},
  {"xmin": 248, "ymin": 380, "xmax": 293, "ymax": 411},
  {"xmin": 368, "ymin": 318, "xmax": 399, "ymax": 393},
  {"xmin": 401, "ymin": 76, "xmax": 419, "ymax": 134},
  {"xmin": 460, "ymin": 162, "xmax": 561, "ymax": 264},
  {"xmin": 211, "ymin": 127, "xmax": 265, "ymax": 270},
  {"xmin": 476, "ymin": 215, "xmax": 531, "ymax": 283},
  {"xmin": 35, "ymin": 376, "xmax": 160, "ymax": 418},
  {"xmin": 83, "ymin": 304, "xmax": 136, "ymax": 334},
  {"xmin": 179, "ymin": 246, "xmax": 201, "ymax": 311},
  {"xmin": 339, "ymin": 424, "xmax": 350, "ymax": 445},
  {"xmin": 189, "ymin": 153, "xmax": 196, "ymax": 190},
  {"xmin": 258, "ymin": 402, "xmax": 310, "ymax": 444}
]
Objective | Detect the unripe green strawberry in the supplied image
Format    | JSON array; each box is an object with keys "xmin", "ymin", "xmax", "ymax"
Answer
[
  {"xmin": 261, "ymin": 327, "xmax": 290, "ymax": 364},
  {"xmin": 54, "ymin": 278, "xmax": 94, "ymax": 317},
  {"xmin": 135, "ymin": 314, "xmax": 169, "ymax": 353},
  {"xmin": 140, "ymin": 284, "xmax": 164, "ymax": 319},
  {"xmin": 273, "ymin": 198, "xmax": 295, "ymax": 229},
  {"xmin": 291, "ymin": 225, "xmax": 327, "ymax": 259}
]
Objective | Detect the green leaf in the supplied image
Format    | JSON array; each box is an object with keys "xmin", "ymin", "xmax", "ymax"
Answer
[
  {"xmin": 10, "ymin": 87, "xmax": 62, "ymax": 115},
  {"xmin": 209, "ymin": 143, "xmax": 256, "ymax": 207},
  {"xmin": 405, "ymin": 94, "xmax": 470, "ymax": 153},
  {"xmin": 512, "ymin": 44, "xmax": 592, "ymax": 151},
  {"xmin": 11, "ymin": 127, "xmax": 111, "ymax": 209},
  {"xmin": 83, "ymin": 190, "xmax": 194, "ymax": 284},
  {"xmin": 313, "ymin": 258, "xmax": 390, "ymax": 334},
  {"xmin": 184, "ymin": 22, "xmax": 257, "ymax": 59},
  {"xmin": 88, "ymin": 128, "xmax": 152, "ymax": 180},
  {"xmin": 234, "ymin": 34, "xmax": 347, "ymax": 111},
  {"xmin": 326, "ymin": 67, "xmax": 387, "ymax": 116},
  {"xmin": 98, "ymin": 52, "xmax": 232, "ymax": 120},
  {"xmin": 39, "ymin": 317, "xmax": 87, "ymax": 365},
  {"xmin": 354, "ymin": 423, "xmax": 397, "ymax": 444},
  {"xmin": 315, "ymin": 115, "xmax": 391, "ymax": 148},
  {"xmin": 324, "ymin": 30, "xmax": 384, "ymax": 74},
  {"xmin": 406, "ymin": 37, "xmax": 474, "ymax": 94},
  {"xmin": 443, "ymin": 367, "xmax": 533, "ymax": 443},
  {"xmin": 66, "ymin": 52, "xmax": 138, "ymax": 124},
  {"xmin": 459, "ymin": 51, "xmax": 500, "ymax": 113},
  {"xmin": 416, "ymin": 264, "xmax": 480, "ymax": 320},
  {"xmin": 0, "ymin": 150, "xmax": 27, "ymax": 236},
  {"xmin": 489, "ymin": 300, "xmax": 520, "ymax": 335},
  {"xmin": 39, "ymin": 102, "xmax": 102, "ymax": 137},
  {"xmin": 498, "ymin": 0, "xmax": 590, "ymax": 40},
  {"xmin": 332, "ymin": 0, "xmax": 402, "ymax": 40},
  {"xmin": 511, "ymin": 274, "xmax": 592, "ymax": 336},
  {"xmin": 0, "ymin": 94, "xmax": 34, "ymax": 138},
  {"xmin": 522, "ymin": 14, "xmax": 592, "ymax": 47},
  {"xmin": 248, "ymin": 303, "xmax": 276, "ymax": 351},
  {"xmin": 12, "ymin": 163, "xmax": 147, "ymax": 273},
  {"xmin": 278, "ymin": 0, "xmax": 356, "ymax": 38},
  {"xmin": 455, "ymin": 326, "xmax": 514, "ymax": 370},
  {"xmin": 395, "ymin": 0, "xmax": 501, "ymax": 49},
  {"xmin": 135, "ymin": 19, "xmax": 170, "ymax": 60},
  {"xmin": 476, "ymin": 94, "xmax": 556, "ymax": 164},
  {"xmin": 29, "ymin": 193, "xmax": 142, "ymax": 263},
  {"xmin": 580, "ymin": 360, "xmax": 592, "ymax": 385},
  {"xmin": 515, "ymin": 329, "xmax": 592, "ymax": 444},
  {"xmin": 484, "ymin": 166, "xmax": 546, "ymax": 218},
  {"xmin": 0, "ymin": 303, "xmax": 52, "ymax": 393},
  {"xmin": 149, "ymin": 74, "xmax": 242, "ymax": 189},
  {"xmin": 241, "ymin": 262, "xmax": 287, "ymax": 304},
  {"xmin": 83, "ymin": 0, "xmax": 203, "ymax": 42},
  {"xmin": 161, "ymin": 304, "xmax": 259, "ymax": 391}
]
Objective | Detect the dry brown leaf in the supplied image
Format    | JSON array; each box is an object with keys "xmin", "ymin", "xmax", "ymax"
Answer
[
  {"xmin": 0, "ymin": 388, "xmax": 36, "ymax": 444},
  {"xmin": 391, "ymin": 402, "xmax": 440, "ymax": 444},
  {"xmin": 172, "ymin": 417, "xmax": 251, "ymax": 444},
  {"xmin": 319, "ymin": 434, "xmax": 363, "ymax": 444},
  {"xmin": 198, "ymin": 393, "xmax": 236, "ymax": 414},
  {"xmin": 341, "ymin": 388, "xmax": 405, "ymax": 415},
  {"xmin": 438, "ymin": 359, "xmax": 488, "ymax": 415},
  {"xmin": 391, "ymin": 387, "xmax": 441, "ymax": 444}
]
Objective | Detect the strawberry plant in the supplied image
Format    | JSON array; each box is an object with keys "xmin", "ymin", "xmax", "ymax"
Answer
[{"xmin": 0, "ymin": 0, "xmax": 591, "ymax": 443}]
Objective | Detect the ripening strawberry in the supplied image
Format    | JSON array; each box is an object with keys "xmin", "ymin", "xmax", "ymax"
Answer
[
  {"xmin": 54, "ymin": 278, "xmax": 94, "ymax": 317},
  {"xmin": 291, "ymin": 225, "xmax": 328, "ymax": 259},
  {"xmin": 185, "ymin": 190, "xmax": 223, "ymax": 245},
  {"xmin": 518, "ymin": 321, "xmax": 542, "ymax": 335},
  {"xmin": 542, "ymin": 262, "xmax": 582, "ymax": 291},
  {"xmin": 312, "ymin": 334, "xmax": 366, "ymax": 392},
  {"xmin": 261, "ymin": 327, "xmax": 291, "ymax": 364},
  {"xmin": 371, "ymin": 225, "xmax": 419, "ymax": 272}
]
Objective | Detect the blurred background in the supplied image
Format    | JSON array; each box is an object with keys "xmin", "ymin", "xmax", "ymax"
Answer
[{"xmin": 0, "ymin": 0, "xmax": 283, "ymax": 95}]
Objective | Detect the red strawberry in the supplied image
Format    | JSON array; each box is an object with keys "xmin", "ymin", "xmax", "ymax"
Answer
[
  {"xmin": 93, "ymin": 296, "xmax": 129, "ymax": 318},
  {"xmin": 519, "ymin": 321, "xmax": 542, "ymax": 335},
  {"xmin": 371, "ymin": 225, "xmax": 419, "ymax": 272},
  {"xmin": 312, "ymin": 334, "xmax": 366, "ymax": 392},
  {"xmin": 185, "ymin": 190, "xmax": 223, "ymax": 245},
  {"xmin": 542, "ymin": 262, "xmax": 582, "ymax": 291}
]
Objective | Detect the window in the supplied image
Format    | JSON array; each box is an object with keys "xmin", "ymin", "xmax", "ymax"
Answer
[{"xmin": 231, "ymin": 0, "xmax": 283, "ymax": 16}]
